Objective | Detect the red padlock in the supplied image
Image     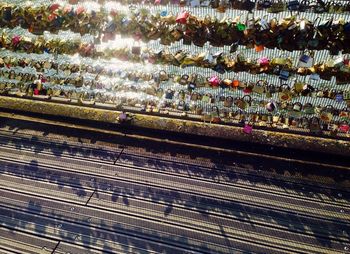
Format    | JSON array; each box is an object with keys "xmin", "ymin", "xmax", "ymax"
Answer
[
  {"xmin": 339, "ymin": 123, "xmax": 350, "ymax": 133},
  {"xmin": 48, "ymin": 13, "xmax": 57, "ymax": 22},
  {"xmin": 49, "ymin": 4, "xmax": 61, "ymax": 12},
  {"xmin": 176, "ymin": 11, "xmax": 189, "ymax": 24}
]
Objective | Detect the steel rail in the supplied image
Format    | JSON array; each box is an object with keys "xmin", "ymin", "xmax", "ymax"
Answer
[
  {"xmin": 0, "ymin": 156, "xmax": 348, "ymax": 226},
  {"xmin": 0, "ymin": 131, "xmax": 348, "ymax": 206},
  {"xmin": 1, "ymin": 168, "xmax": 347, "ymax": 243},
  {"xmin": 2, "ymin": 172, "xmax": 348, "ymax": 246},
  {"xmin": 0, "ymin": 195, "xmax": 270, "ymax": 254},
  {"xmin": 0, "ymin": 149, "xmax": 347, "ymax": 222},
  {"xmin": 0, "ymin": 140, "xmax": 348, "ymax": 210},
  {"xmin": 1, "ymin": 189, "xmax": 343, "ymax": 254}
]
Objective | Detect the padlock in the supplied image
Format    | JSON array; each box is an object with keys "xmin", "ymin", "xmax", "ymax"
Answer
[
  {"xmin": 303, "ymin": 103, "xmax": 315, "ymax": 115},
  {"xmin": 335, "ymin": 92, "xmax": 344, "ymax": 102},
  {"xmin": 174, "ymin": 51, "xmax": 186, "ymax": 63},
  {"xmin": 259, "ymin": 15, "xmax": 270, "ymax": 31},
  {"xmin": 165, "ymin": 89, "xmax": 174, "ymax": 99},
  {"xmin": 2, "ymin": 7, "xmax": 12, "ymax": 22},
  {"xmin": 344, "ymin": 90, "xmax": 350, "ymax": 100},
  {"xmin": 176, "ymin": 11, "xmax": 189, "ymax": 24},
  {"xmin": 178, "ymin": 89, "xmax": 186, "ymax": 100},
  {"xmin": 252, "ymin": 80, "xmax": 266, "ymax": 94},
  {"xmin": 245, "ymin": 12, "xmax": 255, "ymax": 30},
  {"xmin": 288, "ymin": 0, "xmax": 300, "ymax": 11},
  {"xmin": 217, "ymin": 0, "xmax": 229, "ymax": 12},
  {"xmin": 158, "ymin": 70, "xmax": 169, "ymax": 82},
  {"xmin": 257, "ymin": 57, "xmax": 269, "ymax": 66},
  {"xmin": 243, "ymin": 122, "xmax": 253, "ymax": 134},
  {"xmin": 188, "ymin": 82, "xmax": 196, "ymax": 91},
  {"xmin": 320, "ymin": 105, "xmax": 334, "ymax": 123},
  {"xmin": 188, "ymin": 73, "xmax": 197, "ymax": 83},
  {"xmin": 232, "ymin": 77, "xmax": 240, "ymax": 88},
  {"xmin": 255, "ymin": 44, "xmax": 264, "ymax": 52},
  {"xmin": 334, "ymin": 55, "xmax": 344, "ymax": 68},
  {"xmin": 222, "ymin": 79, "xmax": 232, "ymax": 87},
  {"xmin": 279, "ymin": 70, "xmax": 289, "ymax": 80},
  {"xmin": 224, "ymin": 96, "xmax": 234, "ymax": 107},
  {"xmin": 299, "ymin": 54, "xmax": 310, "ymax": 63},
  {"xmin": 190, "ymin": 0, "xmax": 200, "ymax": 7},
  {"xmin": 266, "ymin": 101, "xmax": 277, "ymax": 112},
  {"xmin": 211, "ymin": 106, "xmax": 221, "ymax": 123},
  {"xmin": 279, "ymin": 84, "xmax": 292, "ymax": 101},
  {"xmin": 156, "ymin": 88, "xmax": 164, "ymax": 98},
  {"xmin": 202, "ymin": 93, "xmax": 212, "ymax": 103},
  {"xmin": 339, "ymin": 122, "xmax": 350, "ymax": 133},
  {"xmin": 298, "ymin": 51, "xmax": 314, "ymax": 68},
  {"xmin": 293, "ymin": 102, "xmax": 302, "ymax": 112},
  {"xmin": 208, "ymin": 76, "xmax": 220, "ymax": 87},
  {"xmin": 236, "ymin": 95, "xmax": 251, "ymax": 109},
  {"xmin": 203, "ymin": 50, "xmax": 215, "ymax": 64},
  {"xmin": 177, "ymin": 100, "xmax": 186, "ymax": 111},
  {"xmin": 201, "ymin": 0, "xmax": 211, "ymax": 6},
  {"xmin": 179, "ymin": 74, "xmax": 189, "ymax": 85}
]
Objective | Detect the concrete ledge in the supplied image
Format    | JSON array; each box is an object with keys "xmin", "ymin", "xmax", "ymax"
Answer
[{"xmin": 0, "ymin": 96, "xmax": 349, "ymax": 156}]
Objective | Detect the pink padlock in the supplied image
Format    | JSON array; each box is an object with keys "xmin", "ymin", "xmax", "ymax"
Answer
[
  {"xmin": 209, "ymin": 76, "xmax": 220, "ymax": 87},
  {"xmin": 63, "ymin": 5, "xmax": 72, "ymax": 13},
  {"xmin": 39, "ymin": 75, "xmax": 47, "ymax": 83},
  {"xmin": 243, "ymin": 124, "xmax": 253, "ymax": 134},
  {"xmin": 12, "ymin": 35, "xmax": 21, "ymax": 46},
  {"xmin": 154, "ymin": 0, "xmax": 161, "ymax": 4},
  {"xmin": 76, "ymin": 6, "xmax": 85, "ymax": 15},
  {"xmin": 257, "ymin": 57, "xmax": 269, "ymax": 66}
]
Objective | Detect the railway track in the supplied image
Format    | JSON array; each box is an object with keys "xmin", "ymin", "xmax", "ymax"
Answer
[
  {"xmin": 0, "ymin": 131, "xmax": 348, "ymax": 206},
  {"xmin": 0, "ymin": 126, "xmax": 349, "ymax": 253}
]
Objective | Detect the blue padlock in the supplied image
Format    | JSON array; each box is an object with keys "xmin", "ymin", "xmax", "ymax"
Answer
[
  {"xmin": 299, "ymin": 54, "xmax": 310, "ymax": 63},
  {"xmin": 67, "ymin": 10, "xmax": 75, "ymax": 18},
  {"xmin": 165, "ymin": 89, "xmax": 174, "ymax": 100},
  {"xmin": 335, "ymin": 93, "xmax": 343, "ymax": 102},
  {"xmin": 309, "ymin": 73, "xmax": 320, "ymax": 81},
  {"xmin": 105, "ymin": 21, "xmax": 117, "ymax": 33},
  {"xmin": 344, "ymin": 23, "xmax": 350, "ymax": 34},
  {"xmin": 213, "ymin": 64, "xmax": 226, "ymax": 74},
  {"xmin": 53, "ymin": 16, "xmax": 64, "ymax": 28},
  {"xmin": 3, "ymin": 7, "xmax": 12, "ymax": 21},
  {"xmin": 160, "ymin": 10, "xmax": 168, "ymax": 17},
  {"xmin": 288, "ymin": 0, "xmax": 300, "ymax": 11},
  {"xmin": 121, "ymin": 17, "xmax": 130, "ymax": 26},
  {"xmin": 279, "ymin": 70, "xmax": 289, "ymax": 80}
]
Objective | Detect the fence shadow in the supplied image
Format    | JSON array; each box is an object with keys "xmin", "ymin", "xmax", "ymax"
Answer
[{"xmin": 0, "ymin": 122, "xmax": 349, "ymax": 253}]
